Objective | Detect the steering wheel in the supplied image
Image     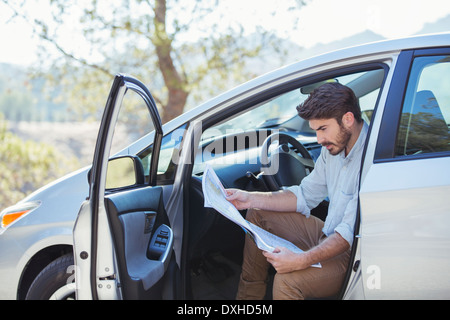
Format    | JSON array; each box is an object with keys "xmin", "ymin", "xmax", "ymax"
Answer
[{"xmin": 260, "ymin": 132, "xmax": 315, "ymax": 191}]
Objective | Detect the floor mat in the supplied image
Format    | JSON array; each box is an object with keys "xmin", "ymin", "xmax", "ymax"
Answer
[{"xmin": 190, "ymin": 252, "xmax": 241, "ymax": 300}]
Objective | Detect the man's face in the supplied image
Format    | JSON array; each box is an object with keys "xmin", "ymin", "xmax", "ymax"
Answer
[{"xmin": 309, "ymin": 117, "xmax": 351, "ymax": 156}]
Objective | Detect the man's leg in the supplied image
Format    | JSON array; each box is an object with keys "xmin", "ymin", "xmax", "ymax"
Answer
[
  {"xmin": 236, "ymin": 209, "xmax": 324, "ymax": 299},
  {"xmin": 235, "ymin": 227, "xmax": 271, "ymax": 299}
]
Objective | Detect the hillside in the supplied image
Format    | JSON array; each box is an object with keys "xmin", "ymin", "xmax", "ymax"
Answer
[{"xmin": 7, "ymin": 121, "xmax": 100, "ymax": 167}]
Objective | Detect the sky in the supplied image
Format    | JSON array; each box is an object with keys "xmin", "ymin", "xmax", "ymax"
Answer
[
  {"xmin": 285, "ymin": 0, "xmax": 450, "ymax": 47},
  {"xmin": 1, "ymin": 0, "xmax": 450, "ymax": 66}
]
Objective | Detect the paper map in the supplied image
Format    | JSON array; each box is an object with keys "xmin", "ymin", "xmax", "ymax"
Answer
[{"xmin": 202, "ymin": 164, "xmax": 321, "ymax": 267}]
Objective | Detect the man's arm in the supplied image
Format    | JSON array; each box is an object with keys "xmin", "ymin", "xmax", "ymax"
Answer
[
  {"xmin": 263, "ymin": 232, "xmax": 350, "ymax": 274},
  {"xmin": 225, "ymin": 189, "xmax": 297, "ymax": 212}
]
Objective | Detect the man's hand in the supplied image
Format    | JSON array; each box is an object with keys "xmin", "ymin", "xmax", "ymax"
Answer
[
  {"xmin": 264, "ymin": 233, "xmax": 350, "ymax": 274},
  {"xmin": 225, "ymin": 189, "xmax": 252, "ymax": 210},
  {"xmin": 263, "ymin": 247, "xmax": 309, "ymax": 274}
]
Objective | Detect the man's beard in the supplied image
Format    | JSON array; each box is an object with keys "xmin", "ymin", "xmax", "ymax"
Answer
[{"xmin": 322, "ymin": 125, "xmax": 352, "ymax": 156}]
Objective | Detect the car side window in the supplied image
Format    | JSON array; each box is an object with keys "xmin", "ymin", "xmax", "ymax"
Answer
[
  {"xmin": 395, "ymin": 55, "xmax": 450, "ymax": 156},
  {"xmin": 107, "ymin": 87, "xmax": 186, "ymax": 185},
  {"xmin": 138, "ymin": 124, "xmax": 187, "ymax": 183},
  {"xmin": 109, "ymin": 89, "xmax": 156, "ymax": 157},
  {"xmin": 108, "ymin": 89, "xmax": 156, "ymax": 187}
]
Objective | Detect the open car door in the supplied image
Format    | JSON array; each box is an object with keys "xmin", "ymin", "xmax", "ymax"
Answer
[{"xmin": 73, "ymin": 74, "xmax": 173, "ymax": 300}]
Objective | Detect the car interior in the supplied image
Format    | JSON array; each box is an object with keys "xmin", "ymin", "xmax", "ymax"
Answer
[{"xmin": 182, "ymin": 67, "xmax": 386, "ymax": 299}]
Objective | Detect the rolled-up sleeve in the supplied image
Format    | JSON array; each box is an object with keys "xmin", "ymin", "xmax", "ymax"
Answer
[
  {"xmin": 285, "ymin": 185, "xmax": 311, "ymax": 217},
  {"xmin": 333, "ymin": 192, "xmax": 358, "ymax": 246}
]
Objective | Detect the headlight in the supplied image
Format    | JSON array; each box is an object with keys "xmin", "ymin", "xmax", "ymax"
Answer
[{"xmin": 0, "ymin": 201, "xmax": 41, "ymax": 233}]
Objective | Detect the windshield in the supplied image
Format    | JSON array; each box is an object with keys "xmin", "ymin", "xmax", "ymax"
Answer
[
  {"xmin": 202, "ymin": 70, "xmax": 381, "ymax": 142},
  {"xmin": 202, "ymin": 89, "xmax": 301, "ymax": 142},
  {"xmin": 226, "ymin": 89, "xmax": 301, "ymax": 131}
]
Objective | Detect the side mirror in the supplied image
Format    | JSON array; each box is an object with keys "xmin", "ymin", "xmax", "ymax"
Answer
[
  {"xmin": 88, "ymin": 155, "xmax": 145, "ymax": 190},
  {"xmin": 106, "ymin": 155, "xmax": 145, "ymax": 190}
]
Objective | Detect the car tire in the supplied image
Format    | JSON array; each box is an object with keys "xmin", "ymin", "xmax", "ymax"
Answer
[{"xmin": 25, "ymin": 253, "xmax": 76, "ymax": 300}]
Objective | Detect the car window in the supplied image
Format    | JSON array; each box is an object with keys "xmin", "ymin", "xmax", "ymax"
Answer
[
  {"xmin": 201, "ymin": 89, "xmax": 301, "ymax": 143},
  {"xmin": 109, "ymin": 89, "xmax": 156, "ymax": 157},
  {"xmin": 395, "ymin": 55, "xmax": 450, "ymax": 156},
  {"xmin": 107, "ymin": 89, "xmax": 186, "ymax": 184},
  {"xmin": 201, "ymin": 69, "xmax": 383, "ymax": 147},
  {"xmin": 108, "ymin": 89, "xmax": 156, "ymax": 186},
  {"xmin": 138, "ymin": 124, "xmax": 187, "ymax": 183},
  {"xmin": 202, "ymin": 70, "xmax": 383, "ymax": 144}
]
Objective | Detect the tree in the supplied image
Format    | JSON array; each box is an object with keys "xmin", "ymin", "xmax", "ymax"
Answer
[{"xmin": 3, "ymin": 0, "xmax": 307, "ymax": 123}]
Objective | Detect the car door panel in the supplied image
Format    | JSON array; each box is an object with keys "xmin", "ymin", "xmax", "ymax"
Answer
[
  {"xmin": 105, "ymin": 186, "xmax": 172, "ymax": 299},
  {"xmin": 360, "ymin": 158, "xmax": 450, "ymax": 299}
]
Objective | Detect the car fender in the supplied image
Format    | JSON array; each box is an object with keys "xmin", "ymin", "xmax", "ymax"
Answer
[{"xmin": 0, "ymin": 222, "xmax": 73, "ymax": 299}]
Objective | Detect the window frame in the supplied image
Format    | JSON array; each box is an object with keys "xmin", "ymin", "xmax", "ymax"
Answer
[{"xmin": 374, "ymin": 47, "xmax": 450, "ymax": 163}]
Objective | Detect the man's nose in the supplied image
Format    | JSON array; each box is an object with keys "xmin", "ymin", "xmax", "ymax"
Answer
[{"xmin": 316, "ymin": 133, "xmax": 325, "ymax": 144}]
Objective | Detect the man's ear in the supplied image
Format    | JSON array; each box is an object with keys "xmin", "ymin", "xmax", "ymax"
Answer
[{"xmin": 341, "ymin": 112, "xmax": 355, "ymax": 127}]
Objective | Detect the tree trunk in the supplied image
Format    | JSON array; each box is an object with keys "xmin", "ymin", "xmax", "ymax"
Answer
[{"xmin": 153, "ymin": 0, "xmax": 189, "ymax": 123}]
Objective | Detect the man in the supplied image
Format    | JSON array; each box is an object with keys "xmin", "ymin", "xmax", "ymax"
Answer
[{"xmin": 226, "ymin": 82, "xmax": 368, "ymax": 299}]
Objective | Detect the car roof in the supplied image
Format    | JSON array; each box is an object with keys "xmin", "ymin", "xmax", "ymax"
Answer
[{"xmin": 163, "ymin": 32, "xmax": 450, "ymax": 133}]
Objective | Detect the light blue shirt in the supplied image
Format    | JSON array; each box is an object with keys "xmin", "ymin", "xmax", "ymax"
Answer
[{"xmin": 286, "ymin": 122, "xmax": 368, "ymax": 246}]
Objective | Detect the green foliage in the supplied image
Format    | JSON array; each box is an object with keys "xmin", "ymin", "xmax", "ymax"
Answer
[{"xmin": 0, "ymin": 113, "xmax": 79, "ymax": 209}]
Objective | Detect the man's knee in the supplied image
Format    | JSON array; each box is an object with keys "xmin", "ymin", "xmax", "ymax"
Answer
[
  {"xmin": 245, "ymin": 208, "xmax": 258, "ymax": 223},
  {"xmin": 272, "ymin": 272, "xmax": 306, "ymax": 300},
  {"xmin": 245, "ymin": 208, "xmax": 272, "ymax": 226}
]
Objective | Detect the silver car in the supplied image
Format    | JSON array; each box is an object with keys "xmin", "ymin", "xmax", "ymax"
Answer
[{"xmin": 1, "ymin": 32, "xmax": 450, "ymax": 300}]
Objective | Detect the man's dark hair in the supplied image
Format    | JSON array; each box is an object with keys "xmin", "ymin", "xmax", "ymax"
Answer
[{"xmin": 297, "ymin": 82, "xmax": 362, "ymax": 125}]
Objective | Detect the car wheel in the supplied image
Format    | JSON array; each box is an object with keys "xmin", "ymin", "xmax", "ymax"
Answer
[{"xmin": 25, "ymin": 253, "xmax": 76, "ymax": 300}]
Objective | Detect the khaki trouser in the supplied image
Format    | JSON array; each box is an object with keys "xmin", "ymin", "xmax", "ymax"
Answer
[{"xmin": 236, "ymin": 209, "xmax": 350, "ymax": 300}]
